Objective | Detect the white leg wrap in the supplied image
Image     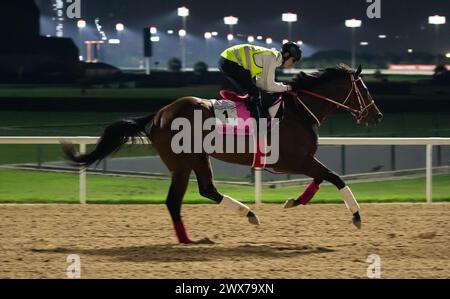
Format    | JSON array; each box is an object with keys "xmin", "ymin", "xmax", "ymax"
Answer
[
  {"xmin": 340, "ymin": 186, "xmax": 360, "ymax": 214},
  {"xmin": 221, "ymin": 195, "xmax": 250, "ymax": 217}
]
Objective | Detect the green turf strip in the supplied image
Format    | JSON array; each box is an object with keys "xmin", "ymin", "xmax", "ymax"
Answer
[{"xmin": 0, "ymin": 170, "xmax": 449, "ymax": 204}]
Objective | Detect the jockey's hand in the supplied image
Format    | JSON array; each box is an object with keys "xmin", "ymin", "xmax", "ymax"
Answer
[{"xmin": 286, "ymin": 84, "xmax": 293, "ymax": 92}]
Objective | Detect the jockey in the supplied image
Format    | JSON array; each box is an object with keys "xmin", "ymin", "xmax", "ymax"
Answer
[{"xmin": 219, "ymin": 42, "xmax": 302, "ymax": 119}]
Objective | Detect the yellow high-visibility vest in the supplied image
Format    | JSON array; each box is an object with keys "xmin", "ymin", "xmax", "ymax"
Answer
[{"xmin": 221, "ymin": 44, "xmax": 280, "ymax": 78}]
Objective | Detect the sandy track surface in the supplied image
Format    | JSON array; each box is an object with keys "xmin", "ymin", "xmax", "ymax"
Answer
[{"xmin": 0, "ymin": 203, "xmax": 449, "ymax": 278}]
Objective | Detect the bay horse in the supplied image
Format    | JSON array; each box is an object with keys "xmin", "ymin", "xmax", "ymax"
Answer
[{"xmin": 61, "ymin": 64, "xmax": 382, "ymax": 244}]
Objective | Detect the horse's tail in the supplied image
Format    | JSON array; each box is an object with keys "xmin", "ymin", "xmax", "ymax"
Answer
[{"xmin": 61, "ymin": 114, "xmax": 155, "ymax": 167}]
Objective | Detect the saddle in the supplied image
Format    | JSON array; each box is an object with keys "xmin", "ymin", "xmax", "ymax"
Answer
[
  {"xmin": 211, "ymin": 90, "xmax": 283, "ymax": 136},
  {"xmin": 219, "ymin": 90, "xmax": 249, "ymax": 102},
  {"xmin": 213, "ymin": 90, "xmax": 284, "ymax": 170},
  {"xmin": 218, "ymin": 90, "xmax": 284, "ymax": 120}
]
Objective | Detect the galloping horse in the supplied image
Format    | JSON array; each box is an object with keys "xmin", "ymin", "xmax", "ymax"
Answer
[{"xmin": 61, "ymin": 64, "xmax": 382, "ymax": 244}]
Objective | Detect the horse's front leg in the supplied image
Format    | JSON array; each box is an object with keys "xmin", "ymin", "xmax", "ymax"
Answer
[
  {"xmin": 283, "ymin": 179, "xmax": 321, "ymax": 208},
  {"xmin": 284, "ymin": 157, "xmax": 361, "ymax": 229}
]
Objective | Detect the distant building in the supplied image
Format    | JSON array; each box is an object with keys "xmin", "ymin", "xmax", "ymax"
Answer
[{"xmin": 0, "ymin": 0, "xmax": 79, "ymax": 83}]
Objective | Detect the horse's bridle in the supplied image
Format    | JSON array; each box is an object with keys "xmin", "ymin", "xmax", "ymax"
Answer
[{"xmin": 291, "ymin": 74, "xmax": 376, "ymax": 125}]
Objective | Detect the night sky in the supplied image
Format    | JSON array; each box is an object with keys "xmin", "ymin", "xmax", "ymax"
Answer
[{"xmin": 35, "ymin": 0, "xmax": 449, "ymax": 62}]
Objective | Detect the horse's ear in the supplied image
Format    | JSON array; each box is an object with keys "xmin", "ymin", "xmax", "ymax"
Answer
[{"xmin": 356, "ymin": 65, "xmax": 362, "ymax": 77}]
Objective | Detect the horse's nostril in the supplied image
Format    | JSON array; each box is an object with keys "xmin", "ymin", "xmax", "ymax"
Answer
[{"xmin": 378, "ymin": 113, "xmax": 383, "ymax": 119}]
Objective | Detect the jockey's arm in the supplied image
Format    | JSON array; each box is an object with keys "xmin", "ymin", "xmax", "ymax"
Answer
[{"xmin": 255, "ymin": 52, "xmax": 291, "ymax": 93}]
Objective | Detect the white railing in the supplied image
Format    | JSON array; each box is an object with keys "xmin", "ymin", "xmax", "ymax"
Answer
[{"xmin": 1, "ymin": 137, "xmax": 450, "ymax": 204}]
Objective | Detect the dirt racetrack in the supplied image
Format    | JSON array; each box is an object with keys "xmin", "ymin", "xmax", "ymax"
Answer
[{"xmin": 0, "ymin": 203, "xmax": 449, "ymax": 279}]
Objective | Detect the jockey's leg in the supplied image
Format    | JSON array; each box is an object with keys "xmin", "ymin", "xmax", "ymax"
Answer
[
  {"xmin": 218, "ymin": 57, "xmax": 258, "ymax": 97},
  {"xmin": 218, "ymin": 57, "xmax": 260, "ymax": 120},
  {"xmin": 193, "ymin": 154, "xmax": 260, "ymax": 225}
]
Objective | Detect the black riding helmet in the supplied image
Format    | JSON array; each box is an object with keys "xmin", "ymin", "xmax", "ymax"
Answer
[{"xmin": 281, "ymin": 42, "xmax": 302, "ymax": 63}]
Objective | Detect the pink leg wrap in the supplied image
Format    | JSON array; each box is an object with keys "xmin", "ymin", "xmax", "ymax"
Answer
[
  {"xmin": 298, "ymin": 181, "xmax": 320, "ymax": 205},
  {"xmin": 173, "ymin": 220, "xmax": 192, "ymax": 244}
]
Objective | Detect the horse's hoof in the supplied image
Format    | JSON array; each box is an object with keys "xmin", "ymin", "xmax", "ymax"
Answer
[
  {"xmin": 284, "ymin": 198, "xmax": 298, "ymax": 209},
  {"xmin": 353, "ymin": 211, "xmax": 362, "ymax": 229},
  {"xmin": 247, "ymin": 211, "xmax": 260, "ymax": 225}
]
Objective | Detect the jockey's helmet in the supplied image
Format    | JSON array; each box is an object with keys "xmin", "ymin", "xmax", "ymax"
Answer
[{"xmin": 281, "ymin": 42, "xmax": 302, "ymax": 63}]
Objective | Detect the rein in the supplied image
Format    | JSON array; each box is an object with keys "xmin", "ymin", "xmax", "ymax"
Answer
[{"xmin": 290, "ymin": 74, "xmax": 375, "ymax": 125}]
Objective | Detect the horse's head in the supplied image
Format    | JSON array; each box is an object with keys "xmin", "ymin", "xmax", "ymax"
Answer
[
  {"xmin": 290, "ymin": 64, "xmax": 383, "ymax": 126},
  {"xmin": 348, "ymin": 65, "xmax": 383, "ymax": 126}
]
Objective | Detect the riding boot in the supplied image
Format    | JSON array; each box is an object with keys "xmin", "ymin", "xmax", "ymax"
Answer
[
  {"xmin": 245, "ymin": 95, "xmax": 260, "ymax": 120},
  {"xmin": 245, "ymin": 93, "xmax": 268, "ymax": 134},
  {"xmin": 252, "ymin": 96, "xmax": 267, "ymax": 134}
]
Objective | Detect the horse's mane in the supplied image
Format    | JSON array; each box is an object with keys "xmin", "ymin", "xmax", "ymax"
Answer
[{"xmin": 290, "ymin": 63, "xmax": 355, "ymax": 91}]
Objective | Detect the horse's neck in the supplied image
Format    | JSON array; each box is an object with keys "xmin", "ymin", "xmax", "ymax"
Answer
[
  {"xmin": 298, "ymin": 80, "xmax": 349, "ymax": 125},
  {"xmin": 297, "ymin": 88, "xmax": 334, "ymax": 126}
]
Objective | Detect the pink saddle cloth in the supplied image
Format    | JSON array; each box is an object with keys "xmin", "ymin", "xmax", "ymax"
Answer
[
  {"xmin": 213, "ymin": 90, "xmax": 282, "ymax": 169},
  {"xmin": 213, "ymin": 90, "xmax": 282, "ymax": 136},
  {"xmin": 213, "ymin": 91, "xmax": 253, "ymax": 136}
]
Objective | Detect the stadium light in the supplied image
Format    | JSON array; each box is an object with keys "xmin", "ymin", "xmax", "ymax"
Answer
[
  {"xmin": 408, "ymin": 49, "xmax": 413, "ymax": 53},
  {"xmin": 227, "ymin": 33, "xmax": 234, "ymax": 41},
  {"xmin": 446, "ymin": 52, "xmax": 450, "ymax": 58},
  {"xmin": 378, "ymin": 34, "xmax": 387, "ymax": 39},
  {"xmin": 224, "ymin": 16, "xmax": 238, "ymax": 25},
  {"xmin": 108, "ymin": 39, "xmax": 120, "ymax": 44},
  {"xmin": 282, "ymin": 12, "xmax": 297, "ymax": 22},
  {"xmin": 360, "ymin": 41, "xmax": 369, "ymax": 46},
  {"xmin": 211, "ymin": 32, "xmax": 218, "ymax": 37},
  {"xmin": 178, "ymin": 6, "xmax": 189, "ymax": 17},
  {"xmin": 282, "ymin": 12, "xmax": 297, "ymax": 40},
  {"xmin": 151, "ymin": 36, "xmax": 160, "ymax": 42},
  {"xmin": 167, "ymin": 30, "xmax": 174, "ymax": 34},
  {"xmin": 178, "ymin": 7, "xmax": 189, "ymax": 69},
  {"xmin": 428, "ymin": 15, "xmax": 446, "ymax": 25},
  {"xmin": 297, "ymin": 40, "xmax": 303, "ymax": 45},
  {"xmin": 77, "ymin": 19, "xmax": 87, "ymax": 51},
  {"xmin": 247, "ymin": 35, "xmax": 255, "ymax": 43},
  {"xmin": 345, "ymin": 18, "xmax": 362, "ymax": 28},
  {"xmin": 282, "ymin": 39, "xmax": 289, "ymax": 45},
  {"xmin": 204, "ymin": 32, "xmax": 212, "ymax": 39},
  {"xmin": 77, "ymin": 19, "xmax": 86, "ymax": 29},
  {"xmin": 224, "ymin": 16, "xmax": 239, "ymax": 36},
  {"xmin": 115, "ymin": 22, "xmax": 124, "ymax": 32},
  {"xmin": 150, "ymin": 27, "xmax": 157, "ymax": 35},
  {"xmin": 266, "ymin": 37, "xmax": 273, "ymax": 45},
  {"xmin": 428, "ymin": 15, "xmax": 446, "ymax": 64},
  {"xmin": 257, "ymin": 36, "xmax": 263, "ymax": 40},
  {"xmin": 345, "ymin": 19, "xmax": 362, "ymax": 68}
]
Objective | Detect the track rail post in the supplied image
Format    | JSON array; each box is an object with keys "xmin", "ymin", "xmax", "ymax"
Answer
[
  {"xmin": 426, "ymin": 144, "xmax": 433, "ymax": 204},
  {"xmin": 79, "ymin": 143, "xmax": 87, "ymax": 204},
  {"xmin": 255, "ymin": 168, "xmax": 262, "ymax": 205}
]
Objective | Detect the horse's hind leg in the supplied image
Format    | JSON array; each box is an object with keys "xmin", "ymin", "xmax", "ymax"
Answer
[
  {"xmin": 193, "ymin": 154, "xmax": 260, "ymax": 225},
  {"xmin": 166, "ymin": 168, "xmax": 193, "ymax": 243},
  {"xmin": 285, "ymin": 157, "xmax": 361, "ymax": 229}
]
